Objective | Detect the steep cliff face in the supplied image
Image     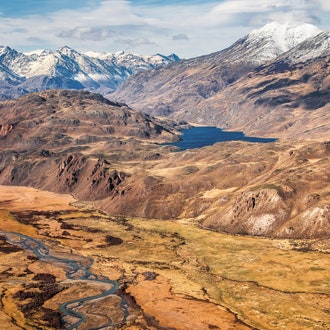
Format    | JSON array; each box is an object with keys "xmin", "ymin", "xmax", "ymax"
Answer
[
  {"xmin": 0, "ymin": 153, "xmax": 126, "ymax": 201},
  {"xmin": 210, "ymin": 188, "xmax": 290, "ymax": 236},
  {"xmin": 203, "ymin": 187, "xmax": 330, "ymax": 238}
]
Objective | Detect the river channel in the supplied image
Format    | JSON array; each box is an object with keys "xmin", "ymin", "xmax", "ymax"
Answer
[{"xmin": 0, "ymin": 231, "xmax": 129, "ymax": 329}]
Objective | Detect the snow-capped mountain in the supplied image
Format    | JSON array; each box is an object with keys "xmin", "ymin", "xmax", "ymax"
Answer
[
  {"xmin": 0, "ymin": 21, "xmax": 325, "ymax": 102},
  {"xmin": 111, "ymin": 21, "xmax": 324, "ymax": 117},
  {"xmin": 0, "ymin": 46, "xmax": 180, "ymax": 98},
  {"xmin": 84, "ymin": 50, "xmax": 180, "ymax": 74},
  {"xmin": 217, "ymin": 21, "xmax": 322, "ymax": 65}
]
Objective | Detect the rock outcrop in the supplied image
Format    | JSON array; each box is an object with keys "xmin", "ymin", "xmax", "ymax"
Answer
[
  {"xmin": 0, "ymin": 124, "xmax": 14, "ymax": 137},
  {"xmin": 0, "ymin": 152, "xmax": 126, "ymax": 201}
]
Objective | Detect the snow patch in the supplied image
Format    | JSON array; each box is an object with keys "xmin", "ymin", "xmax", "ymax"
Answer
[{"xmin": 23, "ymin": 49, "xmax": 47, "ymax": 56}]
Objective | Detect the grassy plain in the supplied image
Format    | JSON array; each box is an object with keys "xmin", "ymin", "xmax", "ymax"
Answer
[{"xmin": 0, "ymin": 185, "xmax": 329, "ymax": 329}]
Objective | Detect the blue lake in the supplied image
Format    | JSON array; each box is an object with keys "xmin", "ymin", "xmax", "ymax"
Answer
[{"xmin": 167, "ymin": 126, "xmax": 277, "ymax": 150}]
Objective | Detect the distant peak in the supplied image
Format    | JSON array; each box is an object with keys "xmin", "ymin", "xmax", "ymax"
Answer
[
  {"xmin": 167, "ymin": 53, "xmax": 180, "ymax": 62},
  {"xmin": 58, "ymin": 45, "xmax": 73, "ymax": 51},
  {"xmin": 251, "ymin": 21, "xmax": 321, "ymax": 36},
  {"xmin": 57, "ymin": 46, "xmax": 78, "ymax": 56},
  {"xmin": 247, "ymin": 21, "xmax": 322, "ymax": 54},
  {"xmin": 0, "ymin": 45, "xmax": 16, "ymax": 53},
  {"xmin": 23, "ymin": 49, "xmax": 47, "ymax": 56}
]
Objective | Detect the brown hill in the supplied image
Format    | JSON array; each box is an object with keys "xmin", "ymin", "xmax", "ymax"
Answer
[
  {"xmin": 0, "ymin": 90, "xmax": 185, "ymax": 200},
  {"xmin": 110, "ymin": 55, "xmax": 253, "ymax": 117},
  {"xmin": 93, "ymin": 139, "xmax": 330, "ymax": 239},
  {"xmin": 0, "ymin": 89, "xmax": 182, "ymax": 153},
  {"xmin": 0, "ymin": 90, "xmax": 329, "ymax": 239}
]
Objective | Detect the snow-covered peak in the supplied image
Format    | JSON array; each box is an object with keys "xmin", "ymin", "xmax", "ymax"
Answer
[
  {"xmin": 224, "ymin": 21, "xmax": 322, "ymax": 65},
  {"xmin": 0, "ymin": 46, "xmax": 20, "ymax": 58},
  {"xmin": 57, "ymin": 46, "xmax": 79, "ymax": 57},
  {"xmin": 82, "ymin": 50, "xmax": 180, "ymax": 74},
  {"xmin": 249, "ymin": 21, "xmax": 322, "ymax": 53},
  {"xmin": 23, "ymin": 49, "xmax": 47, "ymax": 56},
  {"xmin": 0, "ymin": 45, "xmax": 180, "ymax": 95}
]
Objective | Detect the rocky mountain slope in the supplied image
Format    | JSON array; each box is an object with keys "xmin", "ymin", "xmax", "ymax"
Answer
[
  {"xmin": 188, "ymin": 31, "xmax": 330, "ymax": 138},
  {"xmin": 111, "ymin": 22, "xmax": 322, "ymax": 119},
  {"xmin": 111, "ymin": 24, "xmax": 330, "ymax": 140},
  {"xmin": 0, "ymin": 90, "xmax": 185, "ymax": 200},
  {"xmin": 94, "ymin": 139, "xmax": 330, "ymax": 239},
  {"xmin": 0, "ymin": 90, "xmax": 328, "ymax": 239},
  {"xmin": 0, "ymin": 46, "xmax": 179, "ymax": 99}
]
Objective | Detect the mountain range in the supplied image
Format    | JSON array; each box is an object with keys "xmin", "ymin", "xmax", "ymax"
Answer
[
  {"xmin": 1, "ymin": 20, "xmax": 330, "ymax": 330},
  {"xmin": 0, "ymin": 21, "xmax": 329, "ymax": 140},
  {"xmin": 111, "ymin": 22, "xmax": 330, "ymax": 138},
  {"xmin": 0, "ymin": 46, "xmax": 179, "ymax": 99}
]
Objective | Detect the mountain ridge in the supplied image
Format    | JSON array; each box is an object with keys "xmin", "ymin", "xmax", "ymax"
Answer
[
  {"xmin": 0, "ymin": 46, "xmax": 180, "ymax": 98},
  {"xmin": 110, "ymin": 22, "xmax": 330, "ymax": 139}
]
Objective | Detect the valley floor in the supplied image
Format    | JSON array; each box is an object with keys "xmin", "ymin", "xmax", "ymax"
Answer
[{"xmin": 0, "ymin": 185, "xmax": 329, "ymax": 329}]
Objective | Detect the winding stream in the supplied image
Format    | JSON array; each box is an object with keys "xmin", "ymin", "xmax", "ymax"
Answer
[{"xmin": 0, "ymin": 231, "xmax": 129, "ymax": 329}]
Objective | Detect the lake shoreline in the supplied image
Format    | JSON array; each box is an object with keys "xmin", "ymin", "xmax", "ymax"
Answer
[{"xmin": 166, "ymin": 126, "xmax": 278, "ymax": 150}]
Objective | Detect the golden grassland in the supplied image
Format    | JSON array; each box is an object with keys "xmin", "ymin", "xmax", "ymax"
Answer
[{"xmin": 0, "ymin": 185, "xmax": 329, "ymax": 329}]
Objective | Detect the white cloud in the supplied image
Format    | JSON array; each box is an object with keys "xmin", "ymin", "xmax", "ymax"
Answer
[
  {"xmin": 315, "ymin": 0, "xmax": 330, "ymax": 11},
  {"xmin": 0, "ymin": 0, "xmax": 329, "ymax": 58},
  {"xmin": 172, "ymin": 34, "xmax": 189, "ymax": 41},
  {"xmin": 57, "ymin": 26, "xmax": 116, "ymax": 40}
]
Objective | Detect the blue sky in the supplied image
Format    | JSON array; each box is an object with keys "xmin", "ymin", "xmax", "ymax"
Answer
[{"xmin": 1, "ymin": 0, "xmax": 329, "ymax": 58}]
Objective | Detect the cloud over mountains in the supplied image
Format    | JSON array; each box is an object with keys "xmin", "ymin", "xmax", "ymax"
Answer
[{"xmin": 0, "ymin": 0, "xmax": 329, "ymax": 58}]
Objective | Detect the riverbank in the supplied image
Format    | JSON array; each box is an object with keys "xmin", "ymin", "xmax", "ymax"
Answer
[{"xmin": 0, "ymin": 185, "xmax": 329, "ymax": 329}]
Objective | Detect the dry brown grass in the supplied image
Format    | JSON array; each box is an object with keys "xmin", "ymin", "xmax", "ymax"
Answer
[{"xmin": 0, "ymin": 185, "xmax": 329, "ymax": 329}]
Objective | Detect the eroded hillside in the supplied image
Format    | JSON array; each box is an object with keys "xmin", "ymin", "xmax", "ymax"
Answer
[
  {"xmin": 0, "ymin": 91, "xmax": 329, "ymax": 239},
  {"xmin": 94, "ymin": 139, "xmax": 330, "ymax": 239},
  {"xmin": 191, "ymin": 54, "xmax": 330, "ymax": 139}
]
